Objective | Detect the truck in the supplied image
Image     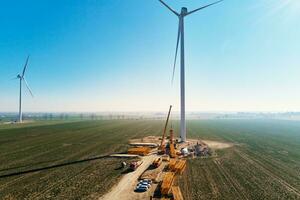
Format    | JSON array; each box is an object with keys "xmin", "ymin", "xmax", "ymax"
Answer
[{"xmin": 129, "ymin": 160, "xmax": 143, "ymax": 171}]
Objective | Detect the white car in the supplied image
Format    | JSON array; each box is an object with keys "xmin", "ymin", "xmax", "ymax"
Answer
[
  {"xmin": 137, "ymin": 183, "xmax": 149, "ymax": 188},
  {"xmin": 139, "ymin": 185, "xmax": 149, "ymax": 188},
  {"xmin": 142, "ymin": 179, "xmax": 152, "ymax": 184},
  {"xmin": 135, "ymin": 187, "xmax": 147, "ymax": 192},
  {"xmin": 141, "ymin": 182, "xmax": 151, "ymax": 187}
]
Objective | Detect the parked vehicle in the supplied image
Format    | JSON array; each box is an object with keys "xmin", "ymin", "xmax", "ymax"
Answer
[
  {"xmin": 135, "ymin": 187, "xmax": 147, "ymax": 192},
  {"xmin": 129, "ymin": 161, "xmax": 143, "ymax": 171},
  {"xmin": 135, "ymin": 179, "xmax": 152, "ymax": 192},
  {"xmin": 140, "ymin": 182, "xmax": 151, "ymax": 187}
]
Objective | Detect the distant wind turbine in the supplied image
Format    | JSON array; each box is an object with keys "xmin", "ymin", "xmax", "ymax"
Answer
[
  {"xmin": 14, "ymin": 56, "xmax": 34, "ymax": 123},
  {"xmin": 159, "ymin": 0, "xmax": 224, "ymax": 142}
]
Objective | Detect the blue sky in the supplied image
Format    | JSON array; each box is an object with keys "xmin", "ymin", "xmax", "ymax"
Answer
[{"xmin": 0, "ymin": 0, "xmax": 299, "ymax": 112}]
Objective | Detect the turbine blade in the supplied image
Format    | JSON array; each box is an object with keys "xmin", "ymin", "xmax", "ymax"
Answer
[
  {"xmin": 172, "ymin": 20, "xmax": 181, "ymax": 84},
  {"xmin": 186, "ymin": 0, "xmax": 224, "ymax": 16},
  {"xmin": 159, "ymin": 0, "xmax": 179, "ymax": 16},
  {"xmin": 22, "ymin": 55, "xmax": 30, "ymax": 77},
  {"xmin": 23, "ymin": 78, "xmax": 34, "ymax": 97}
]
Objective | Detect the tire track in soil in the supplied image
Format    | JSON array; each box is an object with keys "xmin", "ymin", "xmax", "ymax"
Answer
[
  {"xmin": 0, "ymin": 132, "xmax": 107, "ymax": 191},
  {"xmin": 0, "ymin": 124, "xmax": 123, "ymax": 191},
  {"xmin": 0, "ymin": 121, "xmax": 151, "ymax": 197},
  {"xmin": 0, "ymin": 120, "xmax": 133, "ymax": 174},
  {"xmin": 0, "ymin": 121, "xmax": 112, "ymax": 157},
  {"xmin": 246, "ymin": 150, "xmax": 300, "ymax": 184},
  {"xmin": 235, "ymin": 149, "xmax": 300, "ymax": 197},
  {"xmin": 0, "ymin": 172, "xmax": 40, "ymax": 191},
  {"xmin": 202, "ymin": 164, "xmax": 219, "ymax": 199},
  {"xmin": 29, "ymin": 164, "xmax": 93, "ymax": 200},
  {"xmin": 213, "ymin": 159, "xmax": 249, "ymax": 200},
  {"xmin": 0, "ymin": 124, "xmax": 111, "ymax": 172}
]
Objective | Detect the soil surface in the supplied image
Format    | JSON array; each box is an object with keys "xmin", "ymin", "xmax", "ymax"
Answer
[{"xmin": 202, "ymin": 140, "xmax": 233, "ymax": 150}]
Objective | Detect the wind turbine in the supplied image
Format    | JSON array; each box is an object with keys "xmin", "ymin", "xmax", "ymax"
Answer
[
  {"xmin": 159, "ymin": 0, "xmax": 224, "ymax": 142},
  {"xmin": 14, "ymin": 56, "xmax": 34, "ymax": 123}
]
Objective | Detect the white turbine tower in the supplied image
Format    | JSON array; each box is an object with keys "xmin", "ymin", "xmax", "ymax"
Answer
[
  {"xmin": 15, "ymin": 56, "xmax": 34, "ymax": 123},
  {"xmin": 159, "ymin": 0, "xmax": 224, "ymax": 142}
]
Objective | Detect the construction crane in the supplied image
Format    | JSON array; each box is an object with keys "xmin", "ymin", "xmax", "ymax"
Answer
[{"xmin": 159, "ymin": 105, "xmax": 172, "ymax": 154}]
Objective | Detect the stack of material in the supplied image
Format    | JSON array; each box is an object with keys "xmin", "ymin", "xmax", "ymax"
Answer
[
  {"xmin": 161, "ymin": 172, "xmax": 175, "ymax": 195},
  {"xmin": 168, "ymin": 159, "xmax": 177, "ymax": 170},
  {"xmin": 170, "ymin": 144, "xmax": 176, "ymax": 158},
  {"xmin": 129, "ymin": 142, "xmax": 158, "ymax": 147},
  {"xmin": 174, "ymin": 160, "xmax": 186, "ymax": 174},
  {"xmin": 172, "ymin": 186, "xmax": 184, "ymax": 200},
  {"xmin": 127, "ymin": 147, "xmax": 151, "ymax": 156}
]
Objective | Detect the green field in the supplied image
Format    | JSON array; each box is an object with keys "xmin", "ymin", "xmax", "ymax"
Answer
[{"xmin": 0, "ymin": 120, "xmax": 299, "ymax": 199}]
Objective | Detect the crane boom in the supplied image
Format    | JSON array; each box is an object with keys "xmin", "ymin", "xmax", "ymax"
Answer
[{"xmin": 160, "ymin": 105, "xmax": 172, "ymax": 152}]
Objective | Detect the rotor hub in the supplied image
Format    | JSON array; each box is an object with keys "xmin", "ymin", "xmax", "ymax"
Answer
[{"xmin": 181, "ymin": 7, "xmax": 188, "ymax": 15}]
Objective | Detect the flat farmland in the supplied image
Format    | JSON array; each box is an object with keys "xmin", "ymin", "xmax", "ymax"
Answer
[
  {"xmin": 0, "ymin": 120, "xmax": 163, "ymax": 199},
  {"xmin": 179, "ymin": 120, "xmax": 300, "ymax": 200},
  {"xmin": 0, "ymin": 120, "xmax": 300, "ymax": 199}
]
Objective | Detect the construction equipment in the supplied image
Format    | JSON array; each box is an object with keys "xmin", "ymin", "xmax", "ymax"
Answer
[
  {"xmin": 159, "ymin": 105, "xmax": 172, "ymax": 154},
  {"xmin": 129, "ymin": 160, "xmax": 143, "ymax": 171},
  {"xmin": 161, "ymin": 172, "xmax": 175, "ymax": 195},
  {"xmin": 152, "ymin": 157, "xmax": 162, "ymax": 168},
  {"xmin": 128, "ymin": 147, "xmax": 151, "ymax": 156}
]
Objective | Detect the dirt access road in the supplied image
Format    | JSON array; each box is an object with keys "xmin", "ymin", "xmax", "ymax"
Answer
[{"xmin": 99, "ymin": 155, "xmax": 157, "ymax": 200}]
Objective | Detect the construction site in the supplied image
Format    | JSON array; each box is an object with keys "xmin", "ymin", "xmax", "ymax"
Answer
[{"xmin": 102, "ymin": 105, "xmax": 212, "ymax": 200}]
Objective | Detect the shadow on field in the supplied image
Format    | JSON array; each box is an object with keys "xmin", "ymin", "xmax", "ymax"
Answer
[
  {"xmin": 0, "ymin": 154, "xmax": 110, "ymax": 179},
  {"xmin": 0, "ymin": 159, "xmax": 61, "ymax": 172},
  {"xmin": 121, "ymin": 168, "xmax": 132, "ymax": 174}
]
